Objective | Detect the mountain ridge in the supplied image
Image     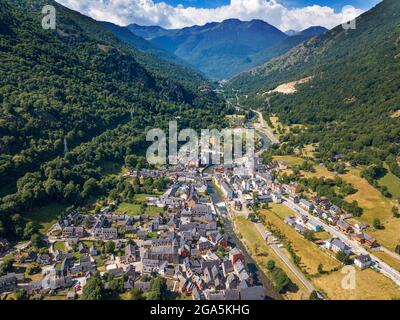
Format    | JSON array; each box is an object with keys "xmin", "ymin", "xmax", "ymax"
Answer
[
  {"xmin": 100, "ymin": 21, "xmax": 204, "ymax": 77},
  {"xmin": 128, "ymin": 19, "xmax": 324, "ymax": 79},
  {"xmin": 228, "ymin": 0, "xmax": 400, "ymax": 168}
]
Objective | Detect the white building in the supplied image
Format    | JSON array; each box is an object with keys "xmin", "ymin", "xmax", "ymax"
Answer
[
  {"xmin": 221, "ymin": 180, "xmax": 235, "ymax": 200},
  {"xmin": 271, "ymin": 192, "xmax": 282, "ymax": 204},
  {"xmin": 354, "ymin": 254, "xmax": 372, "ymax": 269}
]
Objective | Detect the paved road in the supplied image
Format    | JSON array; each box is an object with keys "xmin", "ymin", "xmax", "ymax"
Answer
[
  {"xmin": 253, "ymin": 222, "xmax": 316, "ymax": 293},
  {"xmin": 282, "ymin": 197, "xmax": 400, "ymax": 287},
  {"xmin": 255, "ymin": 130, "xmax": 270, "ymax": 157},
  {"xmin": 229, "ymin": 186, "xmax": 317, "ymax": 294},
  {"xmin": 220, "ymin": 104, "xmax": 318, "ymax": 295},
  {"xmin": 230, "ymin": 196, "xmax": 317, "ymax": 294},
  {"xmin": 252, "ymin": 109, "xmax": 280, "ymax": 144}
]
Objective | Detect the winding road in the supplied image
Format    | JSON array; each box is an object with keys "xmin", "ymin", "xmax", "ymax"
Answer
[
  {"xmin": 252, "ymin": 109, "xmax": 279, "ymax": 144},
  {"xmin": 226, "ymin": 93, "xmax": 400, "ymax": 291},
  {"xmin": 253, "ymin": 222, "xmax": 317, "ymax": 293},
  {"xmin": 230, "ymin": 110, "xmax": 318, "ymax": 295}
]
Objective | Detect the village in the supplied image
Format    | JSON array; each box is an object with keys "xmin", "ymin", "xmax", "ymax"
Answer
[
  {"xmin": 211, "ymin": 155, "xmax": 400, "ymax": 290},
  {"xmin": 2, "ymin": 140, "xmax": 400, "ymax": 300},
  {"xmin": 0, "ymin": 162, "xmax": 267, "ymax": 301}
]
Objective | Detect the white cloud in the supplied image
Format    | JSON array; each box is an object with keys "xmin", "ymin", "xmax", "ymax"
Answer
[{"xmin": 56, "ymin": 0, "xmax": 364, "ymax": 31}]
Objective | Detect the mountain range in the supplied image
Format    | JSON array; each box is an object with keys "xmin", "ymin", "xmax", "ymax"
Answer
[
  {"xmin": 127, "ymin": 20, "xmax": 327, "ymax": 79},
  {"xmin": 285, "ymin": 26, "xmax": 328, "ymax": 37},
  {"xmin": 229, "ymin": 0, "xmax": 400, "ymax": 167}
]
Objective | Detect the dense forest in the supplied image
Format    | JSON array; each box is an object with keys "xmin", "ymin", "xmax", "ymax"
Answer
[
  {"xmin": 0, "ymin": 0, "xmax": 227, "ymax": 239},
  {"xmin": 229, "ymin": 0, "xmax": 400, "ymax": 171}
]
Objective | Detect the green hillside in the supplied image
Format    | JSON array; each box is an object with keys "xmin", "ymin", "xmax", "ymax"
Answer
[
  {"xmin": 229, "ymin": 0, "xmax": 400, "ymax": 171},
  {"xmin": 100, "ymin": 21, "xmax": 205, "ymax": 83},
  {"xmin": 0, "ymin": 0, "xmax": 226, "ymax": 239}
]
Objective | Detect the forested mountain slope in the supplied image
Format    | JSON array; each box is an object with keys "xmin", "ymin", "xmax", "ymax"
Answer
[
  {"xmin": 0, "ymin": 0, "xmax": 226, "ymax": 239},
  {"xmin": 100, "ymin": 21, "xmax": 202, "ymax": 78},
  {"xmin": 229, "ymin": 0, "xmax": 400, "ymax": 168},
  {"xmin": 129, "ymin": 19, "xmax": 310, "ymax": 80}
]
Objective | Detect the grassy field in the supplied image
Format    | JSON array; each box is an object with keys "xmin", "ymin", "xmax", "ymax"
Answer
[
  {"xmin": 269, "ymin": 117, "xmax": 306, "ymax": 139},
  {"xmin": 25, "ymin": 203, "xmax": 68, "ymax": 234},
  {"xmin": 116, "ymin": 193, "xmax": 165, "ymax": 217},
  {"xmin": 269, "ymin": 116, "xmax": 287, "ymax": 139},
  {"xmin": 343, "ymin": 168, "xmax": 400, "ymax": 250},
  {"xmin": 117, "ymin": 203, "xmax": 142, "ymax": 215},
  {"xmin": 53, "ymin": 241, "xmax": 67, "ymax": 253},
  {"xmin": 269, "ymin": 116, "xmax": 291, "ymax": 138},
  {"xmin": 295, "ymin": 144, "xmax": 317, "ymax": 159},
  {"xmin": 273, "ymin": 154, "xmax": 399, "ymax": 250},
  {"xmin": 378, "ymin": 164, "xmax": 400, "ymax": 199},
  {"xmin": 117, "ymin": 202, "xmax": 164, "ymax": 217},
  {"xmin": 260, "ymin": 207, "xmax": 341, "ymax": 275},
  {"xmin": 313, "ymin": 268, "xmax": 400, "ymax": 300},
  {"xmin": 133, "ymin": 193, "xmax": 162, "ymax": 202},
  {"xmin": 234, "ymin": 216, "xmax": 309, "ymax": 300},
  {"xmin": 273, "ymin": 155, "xmax": 305, "ymax": 167},
  {"xmin": 269, "ymin": 116, "xmax": 280, "ymax": 128},
  {"xmin": 314, "ymin": 231, "xmax": 332, "ymax": 241},
  {"xmin": 267, "ymin": 203, "xmax": 296, "ymax": 219},
  {"xmin": 226, "ymin": 114, "xmax": 245, "ymax": 127}
]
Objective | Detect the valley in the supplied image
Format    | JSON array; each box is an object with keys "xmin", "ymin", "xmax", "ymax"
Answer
[
  {"xmin": 1, "ymin": 0, "xmax": 400, "ymax": 303},
  {"xmin": 218, "ymin": 108, "xmax": 400, "ymax": 299}
]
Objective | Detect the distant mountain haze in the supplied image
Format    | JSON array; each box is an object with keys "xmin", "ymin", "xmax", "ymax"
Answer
[
  {"xmin": 128, "ymin": 19, "xmax": 328, "ymax": 80},
  {"xmin": 100, "ymin": 21, "xmax": 198, "ymax": 71},
  {"xmin": 285, "ymin": 26, "xmax": 328, "ymax": 37},
  {"xmin": 285, "ymin": 29, "xmax": 299, "ymax": 36}
]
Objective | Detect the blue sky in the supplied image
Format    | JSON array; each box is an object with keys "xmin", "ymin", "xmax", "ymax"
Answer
[
  {"xmin": 153, "ymin": 0, "xmax": 230, "ymax": 8},
  {"xmin": 154, "ymin": 0, "xmax": 381, "ymax": 11},
  {"xmin": 281, "ymin": 1, "xmax": 381, "ymax": 10},
  {"xmin": 58, "ymin": 0, "xmax": 382, "ymax": 30}
]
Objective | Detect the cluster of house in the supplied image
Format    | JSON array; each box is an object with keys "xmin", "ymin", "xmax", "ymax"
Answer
[
  {"xmin": 178, "ymin": 247, "xmax": 265, "ymax": 300},
  {"xmin": 124, "ymin": 164, "xmax": 201, "ymax": 180},
  {"xmin": 325, "ymin": 238, "xmax": 374, "ymax": 270},
  {"xmin": 126, "ymin": 183, "xmax": 265, "ymax": 300},
  {"xmin": 53, "ymin": 209, "xmax": 118, "ymax": 241},
  {"xmin": 284, "ymin": 215, "xmax": 322, "ymax": 235},
  {"xmin": 211, "ymin": 159, "xmax": 379, "ymax": 274},
  {"xmin": 283, "ymin": 213, "xmax": 376, "ymax": 271},
  {"xmin": 290, "ymin": 194, "xmax": 343, "ymax": 224},
  {"xmin": 0, "ymin": 273, "xmax": 25, "ymax": 294},
  {"xmin": 283, "ymin": 215, "xmax": 375, "ymax": 270},
  {"xmin": 0, "ymin": 248, "xmax": 70, "ymax": 295},
  {"xmin": 1, "ymin": 167, "xmax": 266, "ymax": 300},
  {"xmin": 212, "ymin": 161, "xmax": 283, "ymax": 206}
]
